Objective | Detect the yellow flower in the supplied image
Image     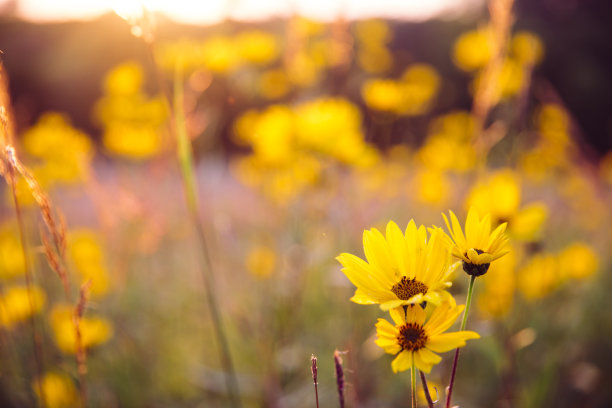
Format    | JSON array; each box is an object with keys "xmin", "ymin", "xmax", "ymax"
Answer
[
  {"xmin": 518, "ymin": 254, "xmax": 559, "ymax": 300},
  {"xmin": 511, "ymin": 31, "xmax": 544, "ymax": 66},
  {"xmin": 69, "ymin": 230, "xmax": 111, "ymax": 297},
  {"xmin": 442, "ymin": 207, "xmax": 509, "ymax": 276},
  {"xmin": 337, "ymin": 221, "xmax": 456, "ymax": 311},
  {"xmin": 21, "ymin": 112, "xmax": 93, "ymax": 184},
  {"xmin": 414, "ymin": 168, "xmax": 450, "ymax": 206},
  {"xmin": 50, "ymin": 305, "xmax": 113, "ymax": 354},
  {"xmin": 201, "ymin": 36, "xmax": 240, "ymax": 74},
  {"xmin": 477, "ymin": 245, "xmax": 518, "ymax": 318},
  {"xmin": 361, "ymin": 79, "xmax": 403, "ymax": 112},
  {"xmin": 258, "ymin": 69, "xmax": 290, "ymax": 100},
  {"xmin": 558, "ymin": 242, "xmax": 598, "ymax": 280},
  {"xmin": 246, "ymin": 245, "xmax": 277, "ymax": 279},
  {"xmin": 0, "ymin": 285, "xmax": 46, "ymax": 328},
  {"xmin": 452, "ymin": 27, "xmax": 493, "ymax": 72},
  {"xmin": 235, "ymin": 30, "xmax": 279, "ymax": 66},
  {"xmin": 33, "ymin": 372, "xmax": 78, "ymax": 408},
  {"xmin": 375, "ymin": 301, "xmax": 479, "ymax": 373},
  {"xmin": 466, "ymin": 169, "xmax": 521, "ymax": 220},
  {"xmin": 0, "ymin": 222, "xmax": 25, "ymax": 279}
]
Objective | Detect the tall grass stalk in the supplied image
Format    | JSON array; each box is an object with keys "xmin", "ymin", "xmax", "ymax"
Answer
[
  {"xmin": 173, "ymin": 63, "xmax": 241, "ymax": 408},
  {"xmin": 5, "ymin": 149, "xmax": 47, "ymax": 408}
]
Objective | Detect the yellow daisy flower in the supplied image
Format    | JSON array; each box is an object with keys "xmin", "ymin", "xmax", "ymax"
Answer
[
  {"xmin": 375, "ymin": 300, "xmax": 480, "ymax": 373},
  {"xmin": 442, "ymin": 207, "xmax": 509, "ymax": 276},
  {"xmin": 337, "ymin": 220, "xmax": 457, "ymax": 310}
]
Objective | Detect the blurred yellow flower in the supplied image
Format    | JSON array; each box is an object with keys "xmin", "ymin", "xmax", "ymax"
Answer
[
  {"xmin": 258, "ymin": 69, "xmax": 290, "ymax": 100},
  {"xmin": 235, "ymin": 30, "xmax": 279, "ymax": 66},
  {"xmin": 466, "ymin": 169, "xmax": 521, "ymax": 221},
  {"xmin": 509, "ymin": 202, "xmax": 548, "ymax": 242},
  {"xmin": 471, "ymin": 58, "xmax": 524, "ymax": 101},
  {"xmin": 558, "ymin": 242, "xmax": 598, "ymax": 280},
  {"xmin": 0, "ymin": 222, "xmax": 25, "ymax": 279},
  {"xmin": 337, "ymin": 221, "xmax": 456, "ymax": 310},
  {"xmin": 361, "ymin": 79, "xmax": 403, "ymax": 112},
  {"xmin": 419, "ymin": 135, "xmax": 476, "ymax": 172},
  {"xmin": 418, "ymin": 111, "xmax": 477, "ymax": 172},
  {"xmin": 354, "ymin": 19, "xmax": 391, "ymax": 48},
  {"xmin": 362, "ymin": 64, "xmax": 440, "ymax": 115},
  {"xmin": 95, "ymin": 62, "xmax": 169, "ymax": 160},
  {"xmin": 0, "ymin": 285, "xmax": 46, "ymax": 328},
  {"xmin": 537, "ymin": 104, "xmax": 571, "ymax": 149},
  {"xmin": 453, "ymin": 27, "xmax": 493, "ymax": 71},
  {"xmin": 245, "ymin": 245, "xmax": 277, "ymax": 279},
  {"xmin": 418, "ymin": 379, "xmax": 441, "ymax": 404},
  {"xmin": 51, "ymin": 305, "xmax": 113, "ymax": 354},
  {"xmin": 357, "ymin": 46, "xmax": 393, "ymax": 75},
  {"xmin": 414, "ymin": 168, "xmax": 450, "ymax": 206},
  {"xmin": 103, "ymin": 61, "xmax": 143, "ymax": 96},
  {"xmin": 518, "ymin": 254, "xmax": 559, "ymax": 300},
  {"xmin": 477, "ymin": 245, "xmax": 518, "ymax": 318},
  {"xmin": 69, "ymin": 230, "xmax": 111, "ymax": 297},
  {"xmin": 443, "ymin": 207, "xmax": 509, "ymax": 276},
  {"xmin": 398, "ymin": 64, "xmax": 440, "ymax": 115},
  {"xmin": 375, "ymin": 301, "xmax": 479, "ymax": 373},
  {"xmin": 33, "ymin": 372, "xmax": 78, "ymax": 408},
  {"xmin": 155, "ymin": 38, "xmax": 207, "ymax": 73},
  {"xmin": 22, "ymin": 112, "xmax": 93, "ymax": 183},
  {"xmin": 201, "ymin": 35, "xmax": 240, "ymax": 74},
  {"xmin": 511, "ymin": 31, "xmax": 544, "ymax": 66},
  {"xmin": 286, "ymin": 50, "xmax": 322, "ymax": 87}
]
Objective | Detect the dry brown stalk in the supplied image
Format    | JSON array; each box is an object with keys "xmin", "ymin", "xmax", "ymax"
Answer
[
  {"xmin": 472, "ymin": 0, "xmax": 515, "ymax": 157},
  {"xmin": 311, "ymin": 355, "xmax": 319, "ymax": 408},
  {"xmin": 74, "ymin": 280, "xmax": 92, "ymax": 408},
  {"xmin": 334, "ymin": 350, "xmax": 346, "ymax": 408}
]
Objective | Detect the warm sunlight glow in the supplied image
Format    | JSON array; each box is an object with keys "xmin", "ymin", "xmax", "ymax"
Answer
[{"xmin": 6, "ymin": 0, "xmax": 482, "ymax": 24}]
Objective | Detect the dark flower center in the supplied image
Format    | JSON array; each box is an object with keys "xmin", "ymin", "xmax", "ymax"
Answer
[
  {"xmin": 398, "ymin": 323, "xmax": 428, "ymax": 351},
  {"xmin": 391, "ymin": 276, "xmax": 428, "ymax": 300},
  {"xmin": 463, "ymin": 248, "xmax": 490, "ymax": 276}
]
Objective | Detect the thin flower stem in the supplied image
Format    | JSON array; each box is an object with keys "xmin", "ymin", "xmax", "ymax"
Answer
[
  {"xmin": 420, "ymin": 371, "xmax": 435, "ymax": 408},
  {"xmin": 412, "ymin": 354, "xmax": 417, "ymax": 408},
  {"xmin": 445, "ymin": 275, "xmax": 476, "ymax": 408},
  {"xmin": 7, "ymin": 163, "xmax": 47, "ymax": 408},
  {"xmin": 173, "ymin": 63, "xmax": 242, "ymax": 408}
]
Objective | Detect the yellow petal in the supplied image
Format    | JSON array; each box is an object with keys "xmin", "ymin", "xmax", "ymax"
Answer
[
  {"xmin": 391, "ymin": 350, "xmax": 412, "ymax": 373},
  {"xmin": 427, "ymin": 331, "xmax": 480, "ymax": 353}
]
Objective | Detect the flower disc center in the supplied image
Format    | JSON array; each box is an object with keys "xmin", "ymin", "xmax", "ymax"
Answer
[
  {"xmin": 398, "ymin": 323, "xmax": 428, "ymax": 351},
  {"xmin": 391, "ymin": 276, "xmax": 428, "ymax": 300}
]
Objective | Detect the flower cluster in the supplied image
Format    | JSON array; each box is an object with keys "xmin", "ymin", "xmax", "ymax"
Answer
[{"xmin": 338, "ymin": 207, "xmax": 509, "ymax": 400}]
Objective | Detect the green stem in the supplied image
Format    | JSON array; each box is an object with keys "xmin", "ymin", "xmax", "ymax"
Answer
[
  {"xmin": 173, "ymin": 63, "xmax": 242, "ymax": 408},
  {"xmin": 412, "ymin": 354, "xmax": 417, "ymax": 408},
  {"xmin": 460, "ymin": 275, "xmax": 476, "ymax": 331},
  {"xmin": 445, "ymin": 275, "xmax": 476, "ymax": 408}
]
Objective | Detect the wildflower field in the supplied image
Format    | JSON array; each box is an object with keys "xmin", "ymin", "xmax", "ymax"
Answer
[{"xmin": 0, "ymin": 0, "xmax": 611, "ymax": 407}]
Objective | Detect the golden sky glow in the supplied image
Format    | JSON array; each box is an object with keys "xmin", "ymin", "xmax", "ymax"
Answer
[{"xmin": 3, "ymin": 0, "xmax": 482, "ymax": 24}]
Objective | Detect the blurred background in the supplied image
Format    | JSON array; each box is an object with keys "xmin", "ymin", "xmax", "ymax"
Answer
[{"xmin": 0, "ymin": 0, "xmax": 611, "ymax": 407}]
